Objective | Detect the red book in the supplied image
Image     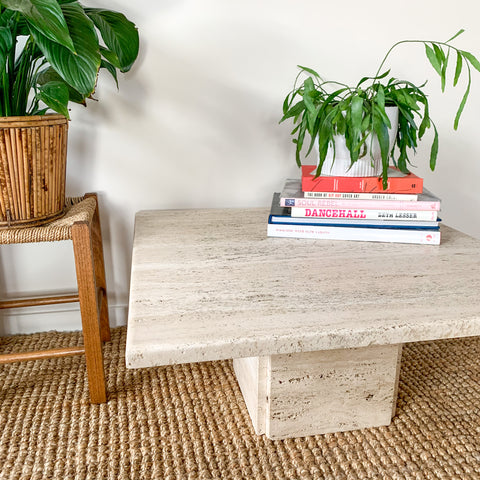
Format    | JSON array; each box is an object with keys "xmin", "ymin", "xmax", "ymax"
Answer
[{"xmin": 301, "ymin": 165, "xmax": 423, "ymax": 194}]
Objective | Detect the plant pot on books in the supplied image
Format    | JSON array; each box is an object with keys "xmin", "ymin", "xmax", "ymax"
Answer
[
  {"xmin": 280, "ymin": 30, "xmax": 480, "ymax": 188},
  {"xmin": 317, "ymin": 107, "xmax": 399, "ymax": 177},
  {"xmin": 0, "ymin": 115, "xmax": 68, "ymax": 228}
]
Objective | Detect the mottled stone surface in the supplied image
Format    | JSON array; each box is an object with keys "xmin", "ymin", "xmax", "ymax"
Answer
[
  {"xmin": 234, "ymin": 345, "xmax": 402, "ymax": 439},
  {"xmin": 266, "ymin": 345, "xmax": 402, "ymax": 439},
  {"xmin": 233, "ymin": 356, "xmax": 268, "ymax": 434},
  {"xmin": 126, "ymin": 208, "xmax": 480, "ymax": 369}
]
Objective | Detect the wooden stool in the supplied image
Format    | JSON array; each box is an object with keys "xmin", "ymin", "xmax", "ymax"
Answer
[{"xmin": 0, "ymin": 193, "xmax": 110, "ymax": 404}]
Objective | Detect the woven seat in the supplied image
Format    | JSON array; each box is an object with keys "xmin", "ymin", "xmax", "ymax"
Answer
[
  {"xmin": 0, "ymin": 193, "xmax": 110, "ymax": 404},
  {"xmin": 0, "ymin": 196, "xmax": 97, "ymax": 244}
]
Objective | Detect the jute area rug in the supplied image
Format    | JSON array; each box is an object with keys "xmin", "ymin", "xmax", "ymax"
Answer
[{"xmin": 0, "ymin": 327, "xmax": 479, "ymax": 480}]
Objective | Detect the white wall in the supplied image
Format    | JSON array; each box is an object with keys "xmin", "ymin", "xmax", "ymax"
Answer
[{"xmin": 2, "ymin": 0, "xmax": 480, "ymax": 334}]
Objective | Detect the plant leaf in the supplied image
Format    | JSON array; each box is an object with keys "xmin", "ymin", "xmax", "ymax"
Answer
[
  {"xmin": 348, "ymin": 95, "xmax": 363, "ymax": 158},
  {"xmin": 0, "ymin": 47, "xmax": 5, "ymax": 74},
  {"xmin": 0, "ymin": 26, "xmax": 12, "ymax": 72},
  {"xmin": 356, "ymin": 69, "xmax": 391, "ymax": 87},
  {"xmin": 0, "ymin": 25, "xmax": 13, "ymax": 52},
  {"xmin": 461, "ymin": 50, "xmax": 480, "ymax": 73},
  {"xmin": 282, "ymin": 90, "xmax": 292, "ymax": 116},
  {"xmin": 376, "ymin": 84, "xmax": 385, "ymax": 110},
  {"xmin": 37, "ymin": 66, "xmax": 85, "ymax": 103},
  {"xmin": 417, "ymin": 95, "xmax": 430, "ymax": 139},
  {"xmin": 302, "ymin": 76, "xmax": 316, "ymax": 114},
  {"xmin": 298, "ymin": 65, "xmax": 322, "ymax": 79},
  {"xmin": 373, "ymin": 105, "xmax": 390, "ymax": 188},
  {"xmin": 425, "ymin": 44, "xmax": 442, "ymax": 76},
  {"xmin": 1, "ymin": 0, "xmax": 75, "ymax": 52},
  {"xmin": 280, "ymin": 100, "xmax": 305, "ymax": 122},
  {"xmin": 29, "ymin": 2, "xmax": 101, "ymax": 96},
  {"xmin": 37, "ymin": 80, "xmax": 69, "ymax": 117},
  {"xmin": 430, "ymin": 124, "xmax": 439, "ymax": 170},
  {"xmin": 446, "ymin": 29, "xmax": 465, "ymax": 43},
  {"xmin": 317, "ymin": 112, "xmax": 334, "ymax": 173},
  {"xmin": 440, "ymin": 48, "xmax": 449, "ymax": 92},
  {"xmin": 85, "ymin": 8, "xmax": 139, "ymax": 72},
  {"xmin": 433, "ymin": 44, "xmax": 445, "ymax": 64},
  {"xmin": 454, "ymin": 51, "xmax": 463, "ymax": 86},
  {"xmin": 294, "ymin": 113, "xmax": 308, "ymax": 167},
  {"xmin": 100, "ymin": 58, "xmax": 119, "ymax": 88},
  {"xmin": 453, "ymin": 76, "xmax": 470, "ymax": 130}
]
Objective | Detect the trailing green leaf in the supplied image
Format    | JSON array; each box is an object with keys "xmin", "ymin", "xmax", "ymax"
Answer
[
  {"xmin": 350, "ymin": 95, "xmax": 363, "ymax": 133},
  {"xmin": 461, "ymin": 51, "xmax": 480, "ymax": 72},
  {"xmin": 430, "ymin": 124, "xmax": 439, "ymax": 170},
  {"xmin": 280, "ymin": 100, "xmax": 306, "ymax": 122},
  {"xmin": 454, "ymin": 52, "xmax": 463, "ymax": 86},
  {"xmin": 372, "ymin": 105, "xmax": 390, "ymax": 188},
  {"xmin": 425, "ymin": 44, "xmax": 442, "ymax": 75},
  {"xmin": 446, "ymin": 29, "xmax": 465, "ymax": 43},
  {"xmin": 433, "ymin": 44, "xmax": 445, "ymax": 65},
  {"xmin": 440, "ymin": 49, "xmax": 449, "ymax": 92},
  {"xmin": 453, "ymin": 74, "xmax": 470, "ymax": 130},
  {"xmin": 356, "ymin": 69, "xmax": 390, "ymax": 88},
  {"xmin": 302, "ymin": 76, "xmax": 317, "ymax": 115},
  {"xmin": 297, "ymin": 65, "xmax": 322, "ymax": 79},
  {"xmin": 295, "ymin": 113, "xmax": 308, "ymax": 167}
]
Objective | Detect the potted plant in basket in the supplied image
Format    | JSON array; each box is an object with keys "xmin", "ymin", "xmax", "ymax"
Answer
[
  {"xmin": 280, "ymin": 30, "xmax": 480, "ymax": 188},
  {"xmin": 0, "ymin": 0, "xmax": 139, "ymax": 227}
]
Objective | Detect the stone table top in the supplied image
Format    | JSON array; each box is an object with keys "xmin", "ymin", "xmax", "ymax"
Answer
[{"xmin": 126, "ymin": 208, "xmax": 480, "ymax": 368}]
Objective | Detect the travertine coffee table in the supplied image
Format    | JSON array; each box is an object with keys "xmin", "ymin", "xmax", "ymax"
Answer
[{"xmin": 126, "ymin": 208, "xmax": 480, "ymax": 440}]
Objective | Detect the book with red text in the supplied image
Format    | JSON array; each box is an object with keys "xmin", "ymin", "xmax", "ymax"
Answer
[
  {"xmin": 269, "ymin": 193, "xmax": 439, "ymax": 226},
  {"xmin": 301, "ymin": 165, "xmax": 423, "ymax": 194},
  {"xmin": 280, "ymin": 178, "xmax": 441, "ymax": 211},
  {"xmin": 267, "ymin": 193, "xmax": 440, "ymax": 244}
]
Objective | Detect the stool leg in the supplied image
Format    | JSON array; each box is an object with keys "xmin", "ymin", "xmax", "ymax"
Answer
[
  {"xmin": 85, "ymin": 193, "xmax": 110, "ymax": 342},
  {"xmin": 72, "ymin": 220, "xmax": 107, "ymax": 404}
]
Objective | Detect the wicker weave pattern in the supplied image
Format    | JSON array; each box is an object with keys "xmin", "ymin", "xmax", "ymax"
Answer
[
  {"xmin": 0, "ymin": 326, "xmax": 479, "ymax": 479},
  {"xmin": 0, "ymin": 196, "xmax": 96, "ymax": 244}
]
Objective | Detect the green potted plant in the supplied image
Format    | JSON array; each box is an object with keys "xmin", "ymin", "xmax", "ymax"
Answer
[
  {"xmin": 280, "ymin": 30, "xmax": 480, "ymax": 188},
  {"xmin": 0, "ymin": 0, "xmax": 139, "ymax": 227}
]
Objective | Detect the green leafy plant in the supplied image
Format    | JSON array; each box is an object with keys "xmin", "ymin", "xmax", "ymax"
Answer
[
  {"xmin": 280, "ymin": 30, "xmax": 480, "ymax": 188},
  {"xmin": 0, "ymin": 0, "xmax": 139, "ymax": 119}
]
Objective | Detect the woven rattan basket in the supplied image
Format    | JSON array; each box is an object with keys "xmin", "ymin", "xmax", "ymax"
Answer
[{"xmin": 0, "ymin": 114, "xmax": 68, "ymax": 228}]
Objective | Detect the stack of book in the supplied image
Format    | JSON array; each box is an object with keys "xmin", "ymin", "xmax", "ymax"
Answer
[{"xmin": 267, "ymin": 165, "xmax": 441, "ymax": 245}]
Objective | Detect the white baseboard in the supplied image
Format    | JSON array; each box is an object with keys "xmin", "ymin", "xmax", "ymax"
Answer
[{"xmin": 0, "ymin": 302, "xmax": 127, "ymax": 336}]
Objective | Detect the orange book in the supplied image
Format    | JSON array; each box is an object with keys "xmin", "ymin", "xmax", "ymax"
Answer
[{"xmin": 301, "ymin": 165, "xmax": 423, "ymax": 194}]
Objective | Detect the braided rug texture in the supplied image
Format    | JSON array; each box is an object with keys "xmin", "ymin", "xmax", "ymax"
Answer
[{"xmin": 0, "ymin": 326, "xmax": 479, "ymax": 480}]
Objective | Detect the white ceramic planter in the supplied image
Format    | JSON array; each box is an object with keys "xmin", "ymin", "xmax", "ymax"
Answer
[{"xmin": 317, "ymin": 106, "xmax": 399, "ymax": 177}]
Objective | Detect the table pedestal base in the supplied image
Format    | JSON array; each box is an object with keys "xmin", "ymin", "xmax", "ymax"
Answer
[{"xmin": 233, "ymin": 344, "xmax": 402, "ymax": 440}]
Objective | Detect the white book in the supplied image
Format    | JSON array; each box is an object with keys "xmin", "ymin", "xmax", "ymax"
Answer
[{"xmin": 267, "ymin": 223, "xmax": 441, "ymax": 245}]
